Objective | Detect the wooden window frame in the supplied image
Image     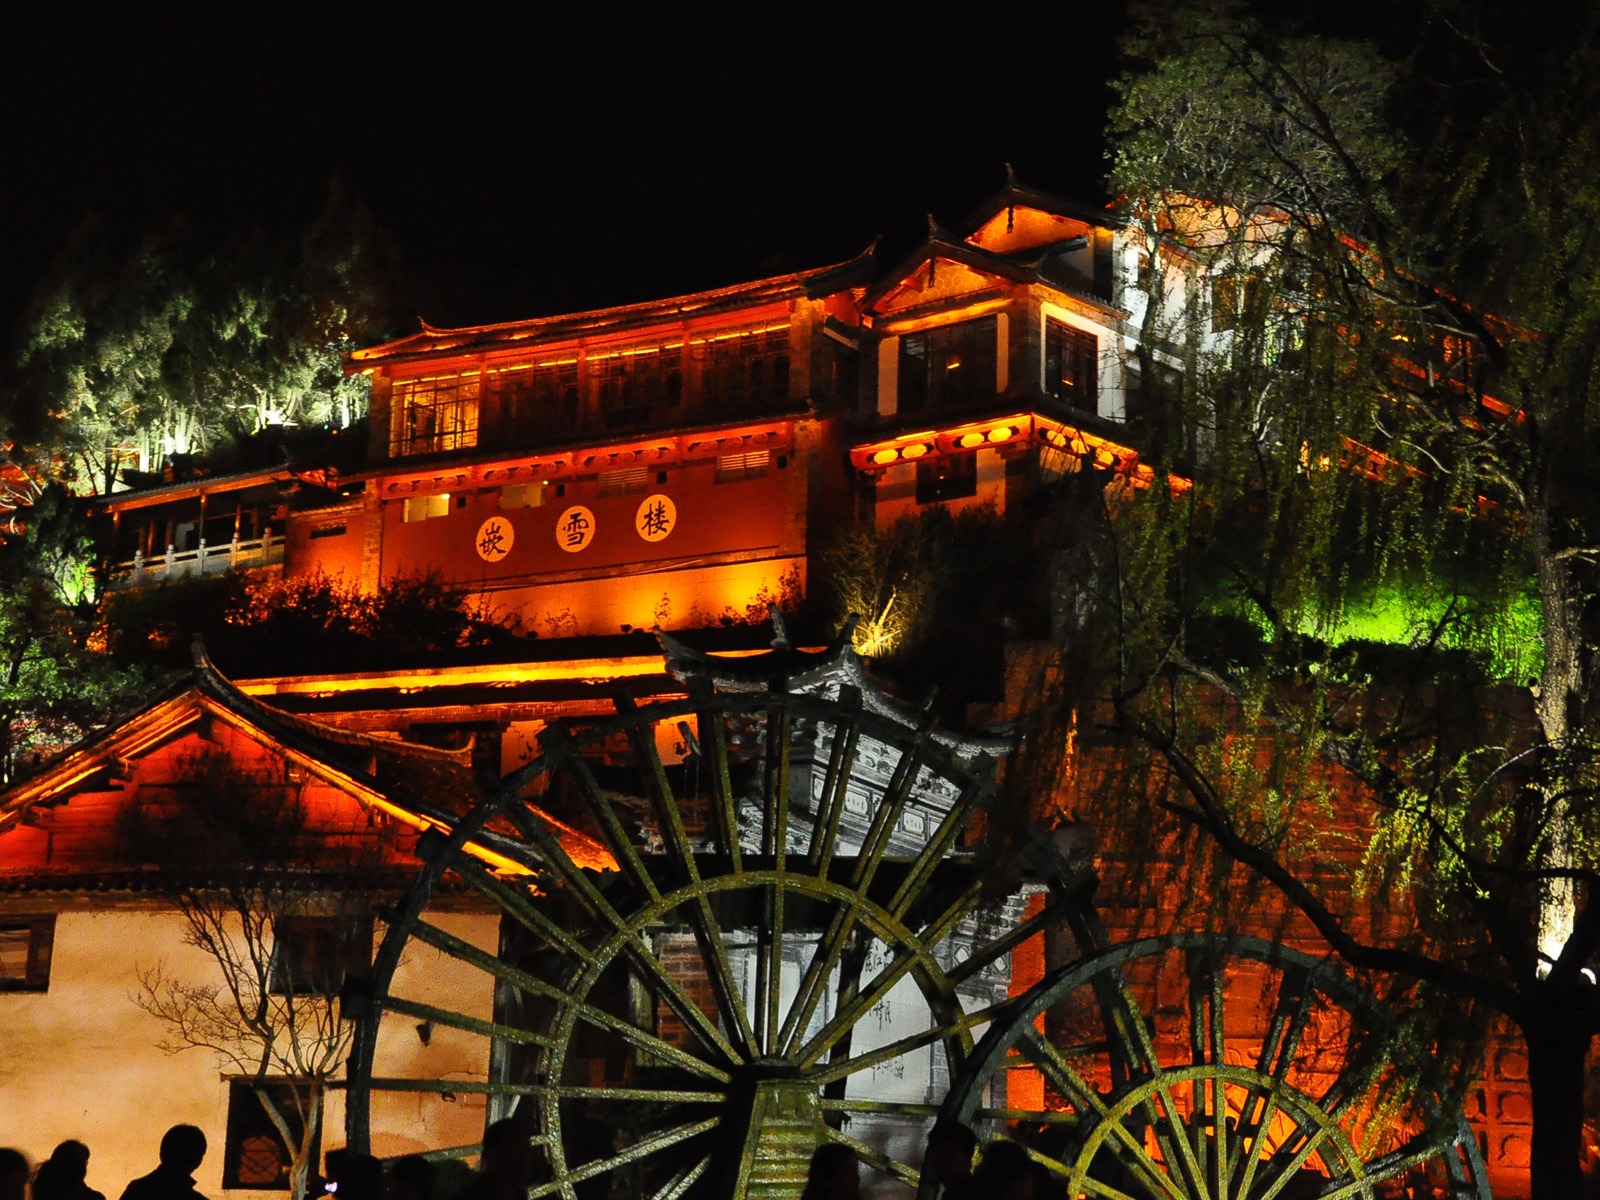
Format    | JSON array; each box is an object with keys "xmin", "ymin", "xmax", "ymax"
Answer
[{"xmin": 0, "ymin": 916, "xmax": 55, "ymax": 992}]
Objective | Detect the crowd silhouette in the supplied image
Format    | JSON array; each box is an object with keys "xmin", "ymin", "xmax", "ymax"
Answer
[{"xmin": 6, "ymin": 1118, "xmax": 1089, "ymax": 1200}]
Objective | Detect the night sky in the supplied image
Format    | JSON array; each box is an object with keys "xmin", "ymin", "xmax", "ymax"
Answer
[{"xmin": 2, "ymin": 6, "xmax": 1127, "ymax": 343}]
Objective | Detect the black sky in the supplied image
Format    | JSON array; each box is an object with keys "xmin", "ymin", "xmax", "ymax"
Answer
[{"xmin": 1, "ymin": 5, "xmax": 1127, "ymax": 340}]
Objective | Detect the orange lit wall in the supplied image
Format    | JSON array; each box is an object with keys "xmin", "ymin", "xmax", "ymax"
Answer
[
  {"xmin": 478, "ymin": 555, "xmax": 807, "ymax": 639},
  {"xmin": 286, "ymin": 504, "xmax": 367, "ymax": 583}
]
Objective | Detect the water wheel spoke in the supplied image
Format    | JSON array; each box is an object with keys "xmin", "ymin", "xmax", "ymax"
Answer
[
  {"xmin": 1316, "ymin": 1041, "xmax": 1388, "ymax": 1122},
  {"xmin": 380, "ymin": 996, "xmax": 551, "ymax": 1047},
  {"xmin": 1315, "ymin": 1127, "xmax": 1458, "ymax": 1199},
  {"xmin": 804, "ymin": 688, "xmax": 863, "ymax": 875},
  {"xmin": 685, "ymin": 682, "xmax": 742, "ymax": 866},
  {"xmin": 1250, "ymin": 1123, "xmax": 1335, "ymax": 1200},
  {"xmin": 1016, "ymin": 1027, "xmax": 1109, "ymax": 1116},
  {"xmin": 494, "ymin": 801, "xmax": 626, "ymax": 934},
  {"xmin": 811, "ymin": 1003, "xmax": 1003, "ymax": 1086},
  {"xmin": 1016, "ymin": 1031, "xmax": 1188, "ymax": 1200},
  {"xmin": 775, "ymin": 895, "xmax": 860, "ymax": 1058},
  {"xmin": 529, "ymin": 1116, "xmax": 721, "ymax": 1196},
  {"xmin": 617, "ymin": 700, "xmax": 762, "ymax": 1059},
  {"xmin": 646, "ymin": 1152, "xmax": 712, "ymax": 1200},
  {"xmin": 365, "ymin": 1078, "xmax": 724, "ymax": 1105},
  {"xmin": 1142, "ymin": 1082, "xmax": 1209, "ymax": 1200},
  {"xmin": 823, "ymin": 1127, "xmax": 920, "ymax": 1189},
  {"xmin": 945, "ymin": 902, "xmax": 1062, "ymax": 990},
  {"xmin": 614, "ymin": 926, "xmax": 746, "ymax": 1068},
  {"xmin": 759, "ymin": 700, "xmax": 792, "ymax": 1054},
  {"xmin": 1183, "ymin": 949, "xmax": 1229, "ymax": 1198},
  {"xmin": 398, "ymin": 919, "xmax": 732, "ymax": 1082},
  {"xmin": 1229, "ymin": 1089, "xmax": 1286, "ymax": 1200},
  {"xmin": 887, "ymin": 778, "xmax": 986, "ymax": 919},
  {"xmin": 445, "ymin": 857, "xmax": 595, "ymax": 966},
  {"xmin": 796, "ymin": 935, "xmax": 928, "ymax": 1067},
  {"xmin": 539, "ymin": 726, "xmax": 660, "ymax": 904},
  {"xmin": 846, "ymin": 738, "xmax": 928, "ymax": 901}
]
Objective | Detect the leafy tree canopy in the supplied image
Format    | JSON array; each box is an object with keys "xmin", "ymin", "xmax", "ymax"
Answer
[{"xmin": 7, "ymin": 177, "xmax": 401, "ymax": 494}]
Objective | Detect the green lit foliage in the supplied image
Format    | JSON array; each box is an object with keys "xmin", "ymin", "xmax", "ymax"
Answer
[
  {"xmin": 13, "ymin": 181, "xmax": 397, "ymax": 493},
  {"xmin": 0, "ymin": 484, "xmax": 148, "ymax": 782}
]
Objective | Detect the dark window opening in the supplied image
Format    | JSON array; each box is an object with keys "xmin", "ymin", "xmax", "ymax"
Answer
[
  {"xmin": 223, "ymin": 1081, "xmax": 319, "ymax": 1191},
  {"xmin": 0, "ymin": 916, "xmax": 54, "ymax": 991},
  {"xmin": 1044, "ymin": 319, "xmax": 1097, "ymax": 412},
  {"xmin": 269, "ymin": 915, "xmax": 369, "ymax": 998},
  {"xmin": 308, "ymin": 525, "xmax": 347, "ymax": 540},
  {"xmin": 898, "ymin": 317, "xmax": 998, "ymax": 416},
  {"xmin": 915, "ymin": 455, "xmax": 979, "ymax": 505}
]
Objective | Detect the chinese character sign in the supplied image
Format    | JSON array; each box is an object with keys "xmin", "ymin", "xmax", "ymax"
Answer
[
  {"xmin": 474, "ymin": 516, "xmax": 514, "ymax": 563},
  {"xmin": 556, "ymin": 505, "xmax": 595, "ymax": 552},
  {"xmin": 635, "ymin": 494, "xmax": 676, "ymax": 543}
]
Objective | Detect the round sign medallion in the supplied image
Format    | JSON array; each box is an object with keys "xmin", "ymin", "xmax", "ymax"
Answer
[
  {"xmin": 635, "ymin": 493, "xmax": 676, "ymax": 542},
  {"xmin": 556, "ymin": 505, "xmax": 596, "ymax": 552},
  {"xmin": 474, "ymin": 516, "xmax": 514, "ymax": 563}
]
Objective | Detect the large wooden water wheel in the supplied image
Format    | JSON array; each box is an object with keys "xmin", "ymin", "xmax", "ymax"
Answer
[{"xmin": 345, "ymin": 648, "xmax": 1100, "ymax": 1198}]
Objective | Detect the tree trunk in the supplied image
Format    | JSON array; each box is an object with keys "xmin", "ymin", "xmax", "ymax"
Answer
[{"xmin": 1523, "ymin": 1007, "xmax": 1592, "ymax": 1200}]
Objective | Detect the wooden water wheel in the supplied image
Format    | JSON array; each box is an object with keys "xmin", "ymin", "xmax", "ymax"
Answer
[
  {"xmin": 345, "ymin": 653, "xmax": 1099, "ymax": 1198},
  {"xmin": 935, "ymin": 934, "xmax": 1493, "ymax": 1199}
]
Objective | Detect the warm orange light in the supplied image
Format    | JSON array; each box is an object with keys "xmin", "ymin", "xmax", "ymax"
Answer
[
  {"xmin": 987, "ymin": 427, "xmax": 1014, "ymax": 443},
  {"xmin": 237, "ymin": 655, "xmax": 670, "ymax": 699},
  {"xmin": 957, "ymin": 433, "xmax": 987, "ymax": 449},
  {"xmin": 877, "ymin": 297, "xmax": 1011, "ymax": 336},
  {"xmin": 900, "ymin": 443, "xmax": 929, "ymax": 459},
  {"xmin": 872, "ymin": 448, "xmax": 900, "ymax": 466}
]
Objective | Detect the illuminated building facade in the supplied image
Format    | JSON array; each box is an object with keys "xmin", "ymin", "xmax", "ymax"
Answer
[{"xmin": 0, "ymin": 183, "xmax": 1544, "ymax": 1198}]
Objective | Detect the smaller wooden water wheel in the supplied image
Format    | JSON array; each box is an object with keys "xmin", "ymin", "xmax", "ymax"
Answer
[{"xmin": 936, "ymin": 934, "xmax": 1492, "ymax": 1199}]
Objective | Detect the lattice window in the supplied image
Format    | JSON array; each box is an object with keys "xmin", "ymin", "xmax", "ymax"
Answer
[
  {"xmin": 500, "ymin": 483, "xmax": 544, "ymax": 510},
  {"xmin": 692, "ymin": 323, "xmax": 791, "ymax": 413},
  {"xmin": 1044, "ymin": 319, "xmax": 1097, "ymax": 412},
  {"xmin": 390, "ymin": 373, "xmax": 480, "ymax": 457},
  {"xmin": 487, "ymin": 358, "xmax": 581, "ymax": 438},
  {"xmin": 899, "ymin": 317, "xmax": 998, "ymax": 416},
  {"xmin": 401, "ymin": 494, "xmax": 450, "ymax": 523},
  {"xmin": 223, "ymin": 1081, "xmax": 318, "ymax": 1191},
  {"xmin": 588, "ymin": 342, "xmax": 684, "ymax": 432},
  {"xmin": 914, "ymin": 454, "xmax": 978, "ymax": 504}
]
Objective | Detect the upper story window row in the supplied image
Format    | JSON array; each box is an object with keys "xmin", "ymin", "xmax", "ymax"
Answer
[
  {"xmin": 891, "ymin": 314, "xmax": 1101, "ymax": 419},
  {"xmin": 388, "ymin": 322, "xmax": 791, "ymax": 458}
]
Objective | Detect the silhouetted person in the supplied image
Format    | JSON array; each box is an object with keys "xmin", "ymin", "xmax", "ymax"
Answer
[
  {"xmin": 923, "ymin": 1120, "xmax": 978, "ymax": 1199},
  {"xmin": 33, "ymin": 1141, "xmax": 105, "ymax": 1200},
  {"xmin": 973, "ymin": 1139, "xmax": 1036, "ymax": 1200},
  {"xmin": 457, "ymin": 1121, "xmax": 532, "ymax": 1200},
  {"xmin": 0, "ymin": 1151, "xmax": 30, "ymax": 1200},
  {"xmin": 384, "ymin": 1157, "xmax": 434, "ymax": 1200},
  {"xmin": 800, "ymin": 1144, "xmax": 860, "ymax": 1200},
  {"xmin": 119, "ymin": 1126, "xmax": 207, "ymax": 1200},
  {"xmin": 323, "ymin": 1152, "xmax": 382, "ymax": 1200}
]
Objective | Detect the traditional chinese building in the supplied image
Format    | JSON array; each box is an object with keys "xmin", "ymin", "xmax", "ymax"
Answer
[{"xmin": 1, "ymin": 181, "xmax": 1545, "ymax": 1199}]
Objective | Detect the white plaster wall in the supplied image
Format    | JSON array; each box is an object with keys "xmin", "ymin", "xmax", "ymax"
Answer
[
  {"xmin": 365, "ymin": 911, "xmax": 499, "ymax": 1162},
  {"xmin": 0, "ymin": 910, "xmax": 246, "ymax": 1199},
  {"xmin": 0, "ymin": 907, "xmax": 500, "ymax": 1197}
]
